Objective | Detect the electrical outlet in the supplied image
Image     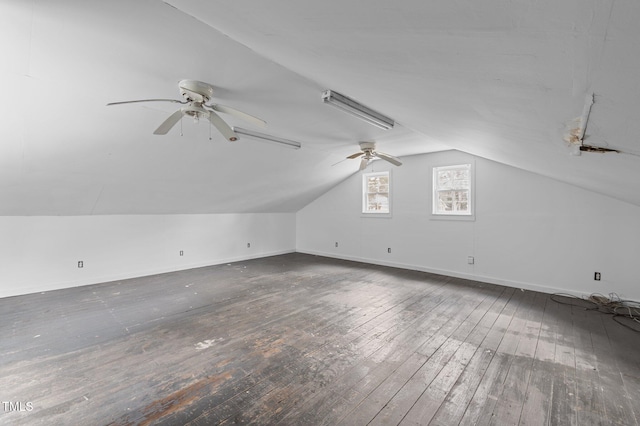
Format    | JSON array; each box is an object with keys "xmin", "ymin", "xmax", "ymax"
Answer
[
  {"xmin": 387, "ymin": 248, "xmax": 391, "ymax": 253},
  {"xmin": 179, "ymin": 250, "xmax": 183, "ymax": 256},
  {"xmin": 467, "ymin": 256, "xmax": 475, "ymax": 265},
  {"xmin": 335, "ymin": 242, "xmax": 338, "ymax": 247},
  {"xmin": 247, "ymin": 243, "xmax": 250, "ymax": 248},
  {"xmin": 78, "ymin": 261, "xmax": 83, "ymax": 268},
  {"xmin": 594, "ymin": 272, "xmax": 601, "ymax": 281}
]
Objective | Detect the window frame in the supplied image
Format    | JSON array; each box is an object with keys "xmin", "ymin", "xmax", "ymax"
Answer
[
  {"xmin": 362, "ymin": 170, "xmax": 392, "ymax": 218},
  {"xmin": 431, "ymin": 162, "xmax": 475, "ymax": 221}
]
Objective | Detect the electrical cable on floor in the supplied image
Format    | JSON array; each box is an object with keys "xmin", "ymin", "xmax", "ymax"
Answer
[{"xmin": 551, "ymin": 292, "xmax": 640, "ymax": 333}]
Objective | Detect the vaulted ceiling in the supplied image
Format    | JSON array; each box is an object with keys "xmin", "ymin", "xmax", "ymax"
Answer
[{"xmin": 1, "ymin": 0, "xmax": 639, "ymax": 215}]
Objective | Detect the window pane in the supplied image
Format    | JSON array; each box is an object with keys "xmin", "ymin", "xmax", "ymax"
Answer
[
  {"xmin": 437, "ymin": 191, "xmax": 454, "ymax": 212},
  {"xmin": 367, "ymin": 176, "xmax": 388, "ymax": 193},
  {"xmin": 437, "ymin": 168, "xmax": 469, "ymax": 190},
  {"xmin": 436, "ymin": 189, "xmax": 469, "ymax": 213},
  {"xmin": 454, "ymin": 190, "xmax": 468, "ymax": 211},
  {"xmin": 451, "ymin": 169, "xmax": 469, "ymax": 189},
  {"xmin": 366, "ymin": 193, "xmax": 389, "ymax": 212},
  {"xmin": 437, "ymin": 170, "xmax": 453, "ymax": 189}
]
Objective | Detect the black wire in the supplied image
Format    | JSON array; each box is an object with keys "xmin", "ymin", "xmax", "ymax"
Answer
[
  {"xmin": 612, "ymin": 314, "xmax": 640, "ymax": 333},
  {"xmin": 551, "ymin": 292, "xmax": 640, "ymax": 334},
  {"xmin": 550, "ymin": 293, "xmax": 598, "ymax": 310}
]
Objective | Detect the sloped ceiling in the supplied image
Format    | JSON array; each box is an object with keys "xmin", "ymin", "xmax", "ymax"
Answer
[{"xmin": 1, "ymin": 0, "xmax": 639, "ymax": 215}]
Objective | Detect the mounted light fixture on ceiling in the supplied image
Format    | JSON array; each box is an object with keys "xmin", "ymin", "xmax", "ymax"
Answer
[
  {"xmin": 232, "ymin": 127, "xmax": 302, "ymax": 149},
  {"xmin": 321, "ymin": 90, "xmax": 395, "ymax": 130}
]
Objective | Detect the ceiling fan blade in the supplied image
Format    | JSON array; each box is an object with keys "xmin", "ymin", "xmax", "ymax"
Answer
[
  {"xmin": 207, "ymin": 110, "xmax": 238, "ymax": 141},
  {"xmin": 347, "ymin": 152, "xmax": 364, "ymax": 159},
  {"xmin": 359, "ymin": 157, "xmax": 370, "ymax": 171},
  {"xmin": 153, "ymin": 109, "xmax": 184, "ymax": 135},
  {"xmin": 208, "ymin": 104, "xmax": 267, "ymax": 127},
  {"xmin": 375, "ymin": 151, "xmax": 402, "ymax": 166},
  {"xmin": 107, "ymin": 99, "xmax": 186, "ymax": 106}
]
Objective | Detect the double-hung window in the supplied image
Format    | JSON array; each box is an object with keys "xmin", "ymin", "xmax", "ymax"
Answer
[
  {"xmin": 432, "ymin": 164, "xmax": 473, "ymax": 217},
  {"xmin": 362, "ymin": 171, "xmax": 390, "ymax": 215}
]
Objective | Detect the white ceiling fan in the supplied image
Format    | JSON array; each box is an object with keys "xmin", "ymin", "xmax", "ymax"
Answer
[
  {"xmin": 107, "ymin": 80, "xmax": 266, "ymax": 141},
  {"xmin": 345, "ymin": 142, "xmax": 402, "ymax": 170}
]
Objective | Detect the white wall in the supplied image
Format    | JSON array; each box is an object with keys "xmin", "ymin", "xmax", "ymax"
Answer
[
  {"xmin": 4, "ymin": 153, "xmax": 639, "ymax": 301},
  {"xmin": 296, "ymin": 150, "xmax": 640, "ymax": 300},
  {"xmin": 0, "ymin": 213, "xmax": 295, "ymax": 298}
]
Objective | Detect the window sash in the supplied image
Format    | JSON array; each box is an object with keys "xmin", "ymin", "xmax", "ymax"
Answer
[
  {"xmin": 433, "ymin": 164, "xmax": 472, "ymax": 215},
  {"xmin": 363, "ymin": 172, "xmax": 390, "ymax": 214},
  {"xmin": 435, "ymin": 189, "xmax": 469, "ymax": 214}
]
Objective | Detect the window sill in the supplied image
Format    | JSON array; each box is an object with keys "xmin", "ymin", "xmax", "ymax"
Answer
[
  {"xmin": 430, "ymin": 213, "xmax": 475, "ymax": 222},
  {"xmin": 361, "ymin": 212, "xmax": 393, "ymax": 219}
]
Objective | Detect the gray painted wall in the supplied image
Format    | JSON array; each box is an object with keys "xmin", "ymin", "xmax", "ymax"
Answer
[
  {"xmin": 3, "ymin": 151, "xmax": 638, "ymax": 301},
  {"xmin": 0, "ymin": 213, "xmax": 295, "ymax": 298},
  {"xmin": 296, "ymin": 151, "xmax": 640, "ymax": 300}
]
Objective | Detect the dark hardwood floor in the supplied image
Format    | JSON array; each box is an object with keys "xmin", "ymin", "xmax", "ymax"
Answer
[{"xmin": 1, "ymin": 253, "xmax": 638, "ymax": 425}]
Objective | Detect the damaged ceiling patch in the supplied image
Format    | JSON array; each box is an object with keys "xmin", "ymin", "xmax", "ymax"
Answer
[{"xmin": 564, "ymin": 93, "xmax": 594, "ymax": 155}]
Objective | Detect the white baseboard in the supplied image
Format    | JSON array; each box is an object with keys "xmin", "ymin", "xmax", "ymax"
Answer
[
  {"xmin": 295, "ymin": 249, "xmax": 587, "ymax": 298},
  {"xmin": 2, "ymin": 249, "xmax": 295, "ymax": 299},
  {"xmin": 5, "ymin": 248, "xmax": 591, "ymax": 300},
  {"xmin": 92, "ymin": 249, "xmax": 297, "ymax": 286}
]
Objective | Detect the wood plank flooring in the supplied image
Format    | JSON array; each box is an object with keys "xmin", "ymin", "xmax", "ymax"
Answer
[{"xmin": 0, "ymin": 253, "xmax": 638, "ymax": 425}]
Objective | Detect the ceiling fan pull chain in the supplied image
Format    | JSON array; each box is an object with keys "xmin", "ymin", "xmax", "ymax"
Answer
[
  {"xmin": 180, "ymin": 117, "xmax": 183, "ymax": 136},
  {"xmin": 209, "ymin": 120, "xmax": 212, "ymax": 140}
]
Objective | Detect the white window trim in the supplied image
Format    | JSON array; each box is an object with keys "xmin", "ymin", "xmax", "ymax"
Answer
[
  {"xmin": 430, "ymin": 162, "xmax": 475, "ymax": 221},
  {"xmin": 362, "ymin": 170, "xmax": 392, "ymax": 218}
]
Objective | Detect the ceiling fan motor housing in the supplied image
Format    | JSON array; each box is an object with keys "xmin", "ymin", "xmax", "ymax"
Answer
[
  {"xmin": 359, "ymin": 141, "xmax": 376, "ymax": 151},
  {"xmin": 179, "ymin": 79, "xmax": 214, "ymax": 104}
]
